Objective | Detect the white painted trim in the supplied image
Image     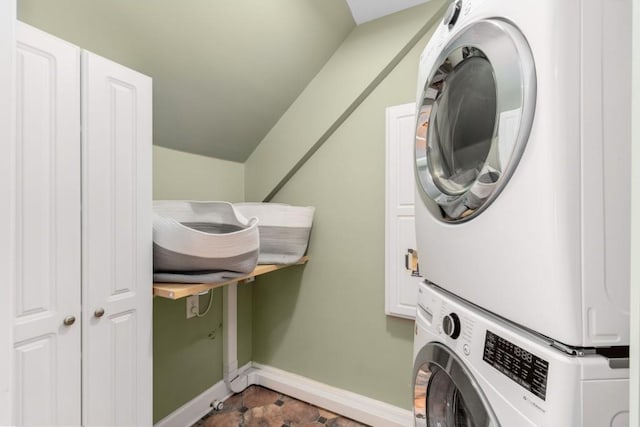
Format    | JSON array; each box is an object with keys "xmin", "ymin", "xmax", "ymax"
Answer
[
  {"xmin": 153, "ymin": 362, "xmax": 253, "ymax": 427},
  {"xmin": 252, "ymin": 363, "xmax": 413, "ymax": 427},
  {"xmin": 0, "ymin": 3, "xmax": 16, "ymax": 425},
  {"xmin": 153, "ymin": 380, "xmax": 230, "ymax": 427},
  {"xmin": 630, "ymin": 0, "xmax": 640, "ymax": 423},
  {"xmin": 154, "ymin": 362, "xmax": 412, "ymax": 427}
]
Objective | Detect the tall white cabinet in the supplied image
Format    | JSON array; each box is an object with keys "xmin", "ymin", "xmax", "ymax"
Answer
[
  {"xmin": 13, "ymin": 22, "xmax": 152, "ymax": 426},
  {"xmin": 385, "ymin": 102, "xmax": 421, "ymax": 319}
]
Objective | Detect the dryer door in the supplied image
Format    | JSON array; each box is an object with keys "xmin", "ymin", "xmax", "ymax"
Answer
[
  {"xmin": 413, "ymin": 342, "xmax": 499, "ymax": 427},
  {"xmin": 415, "ymin": 19, "xmax": 535, "ymax": 222}
]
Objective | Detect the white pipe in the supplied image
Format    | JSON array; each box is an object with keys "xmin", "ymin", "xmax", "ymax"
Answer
[{"xmin": 223, "ymin": 282, "xmax": 249, "ymax": 393}]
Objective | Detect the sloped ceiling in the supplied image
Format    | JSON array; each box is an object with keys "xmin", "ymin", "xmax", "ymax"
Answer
[{"xmin": 18, "ymin": 0, "xmax": 428, "ymax": 162}]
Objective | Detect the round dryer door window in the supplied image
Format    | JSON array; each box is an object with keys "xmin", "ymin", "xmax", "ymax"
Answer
[
  {"xmin": 413, "ymin": 343, "xmax": 499, "ymax": 427},
  {"xmin": 415, "ymin": 19, "xmax": 536, "ymax": 222}
]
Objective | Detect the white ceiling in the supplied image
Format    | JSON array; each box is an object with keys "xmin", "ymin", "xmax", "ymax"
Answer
[{"xmin": 346, "ymin": 0, "xmax": 430, "ymax": 24}]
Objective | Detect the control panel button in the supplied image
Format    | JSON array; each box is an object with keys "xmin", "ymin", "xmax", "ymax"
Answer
[
  {"xmin": 442, "ymin": 312, "xmax": 461, "ymax": 339},
  {"xmin": 463, "ymin": 344, "xmax": 471, "ymax": 356}
]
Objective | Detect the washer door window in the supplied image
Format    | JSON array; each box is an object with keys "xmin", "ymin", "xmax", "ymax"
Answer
[
  {"xmin": 413, "ymin": 343, "xmax": 499, "ymax": 427},
  {"xmin": 415, "ymin": 20, "xmax": 536, "ymax": 222}
]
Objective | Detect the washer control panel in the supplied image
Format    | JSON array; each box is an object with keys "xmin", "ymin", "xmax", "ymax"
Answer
[{"xmin": 483, "ymin": 330, "xmax": 549, "ymax": 400}]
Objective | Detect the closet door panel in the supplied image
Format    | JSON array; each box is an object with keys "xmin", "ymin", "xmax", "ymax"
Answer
[
  {"xmin": 14, "ymin": 336, "xmax": 56, "ymax": 426},
  {"xmin": 82, "ymin": 50, "xmax": 152, "ymax": 427},
  {"xmin": 13, "ymin": 23, "xmax": 81, "ymax": 426}
]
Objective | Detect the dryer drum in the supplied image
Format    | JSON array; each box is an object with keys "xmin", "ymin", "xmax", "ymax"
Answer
[{"xmin": 414, "ymin": 19, "xmax": 536, "ymax": 222}]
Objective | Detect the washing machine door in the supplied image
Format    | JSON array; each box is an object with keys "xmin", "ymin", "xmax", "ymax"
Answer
[
  {"xmin": 415, "ymin": 19, "xmax": 536, "ymax": 222},
  {"xmin": 413, "ymin": 342, "xmax": 499, "ymax": 427}
]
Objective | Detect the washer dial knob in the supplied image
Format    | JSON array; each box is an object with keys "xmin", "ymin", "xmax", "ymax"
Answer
[{"xmin": 442, "ymin": 313, "xmax": 461, "ymax": 339}]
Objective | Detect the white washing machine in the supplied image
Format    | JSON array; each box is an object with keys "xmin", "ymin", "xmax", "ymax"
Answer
[
  {"xmin": 413, "ymin": 0, "xmax": 631, "ymax": 348},
  {"xmin": 412, "ymin": 281, "xmax": 629, "ymax": 427}
]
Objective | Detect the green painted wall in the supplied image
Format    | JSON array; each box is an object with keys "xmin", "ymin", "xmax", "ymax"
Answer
[
  {"xmin": 244, "ymin": 1, "xmax": 447, "ymax": 202},
  {"xmin": 18, "ymin": 0, "xmax": 447, "ymax": 418},
  {"xmin": 248, "ymin": 12, "xmax": 443, "ymax": 409},
  {"xmin": 152, "ymin": 147, "xmax": 250, "ymax": 423},
  {"xmin": 154, "ymin": 146, "xmax": 245, "ymax": 202}
]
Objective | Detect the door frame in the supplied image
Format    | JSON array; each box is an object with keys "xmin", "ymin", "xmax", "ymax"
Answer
[
  {"xmin": 630, "ymin": 0, "xmax": 640, "ymax": 424},
  {"xmin": 0, "ymin": 0, "xmax": 16, "ymax": 424}
]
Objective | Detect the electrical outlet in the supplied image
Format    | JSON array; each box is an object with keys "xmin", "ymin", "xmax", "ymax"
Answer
[{"xmin": 186, "ymin": 295, "xmax": 199, "ymax": 319}]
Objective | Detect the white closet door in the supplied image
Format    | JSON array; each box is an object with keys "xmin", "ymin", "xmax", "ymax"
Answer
[
  {"xmin": 14, "ymin": 23, "xmax": 81, "ymax": 426},
  {"xmin": 81, "ymin": 51, "xmax": 152, "ymax": 427}
]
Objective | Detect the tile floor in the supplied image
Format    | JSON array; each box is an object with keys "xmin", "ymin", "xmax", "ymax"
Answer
[{"xmin": 193, "ymin": 385, "xmax": 370, "ymax": 427}]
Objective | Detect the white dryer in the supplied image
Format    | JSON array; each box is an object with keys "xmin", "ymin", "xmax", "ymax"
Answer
[
  {"xmin": 412, "ymin": 281, "xmax": 629, "ymax": 427},
  {"xmin": 413, "ymin": 0, "xmax": 631, "ymax": 348}
]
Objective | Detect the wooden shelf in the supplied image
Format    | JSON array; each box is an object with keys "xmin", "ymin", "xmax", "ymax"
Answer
[{"xmin": 153, "ymin": 256, "xmax": 309, "ymax": 300}]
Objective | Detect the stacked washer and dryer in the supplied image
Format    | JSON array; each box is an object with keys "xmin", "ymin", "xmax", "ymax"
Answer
[{"xmin": 411, "ymin": 0, "xmax": 631, "ymax": 425}]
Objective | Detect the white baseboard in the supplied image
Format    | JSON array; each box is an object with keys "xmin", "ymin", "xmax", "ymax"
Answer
[
  {"xmin": 251, "ymin": 363, "xmax": 413, "ymax": 427},
  {"xmin": 155, "ymin": 362, "xmax": 412, "ymax": 427},
  {"xmin": 154, "ymin": 362, "xmax": 252, "ymax": 427}
]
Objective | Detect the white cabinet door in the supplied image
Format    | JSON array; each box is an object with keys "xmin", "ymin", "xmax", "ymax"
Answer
[
  {"xmin": 14, "ymin": 23, "xmax": 82, "ymax": 426},
  {"xmin": 385, "ymin": 102, "xmax": 422, "ymax": 319},
  {"xmin": 81, "ymin": 51, "xmax": 152, "ymax": 427}
]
